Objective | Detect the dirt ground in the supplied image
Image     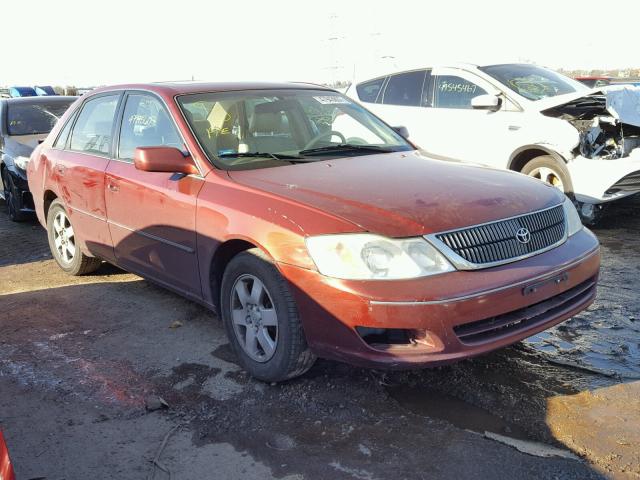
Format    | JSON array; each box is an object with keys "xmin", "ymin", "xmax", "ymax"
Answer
[{"xmin": 1, "ymin": 196, "xmax": 639, "ymax": 480}]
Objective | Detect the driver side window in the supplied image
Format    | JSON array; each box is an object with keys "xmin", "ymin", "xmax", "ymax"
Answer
[
  {"xmin": 434, "ymin": 75, "xmax": 487, "ymax": 109},
  {"xmin": 118, "ymin": 94, "xmax": 182, "ymax": 161}
]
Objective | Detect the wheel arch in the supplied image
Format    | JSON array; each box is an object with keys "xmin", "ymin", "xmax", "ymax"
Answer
[
  {"xmin": 508, "ymin": 145, "xmax": 567, "ymax": 173},
  {"xmin": 43, "ymin": 190, "xmax": 59, "ymax": 220},
  {"xmin": 209, "ymin": 237, "xmax": 273, "ymax": 310}
]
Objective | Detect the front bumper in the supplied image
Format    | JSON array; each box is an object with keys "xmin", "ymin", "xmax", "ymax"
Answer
[
  {"xmin": 568, "ymin": 153, "xmax": 640, "ymax": 204},
  {"xmin": 279, "ymin": 228, "xmax": 600, "ymax": 368},
  {"xmin": 3, "ymin": 166, "xmax": 34, "ymax": 211}
]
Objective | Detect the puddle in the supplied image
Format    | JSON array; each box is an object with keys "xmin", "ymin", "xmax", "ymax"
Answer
[
  {"xmin": 524, "ymin": 195, "xmax": 640, "ymax": 382},
  {"xmin": 387, "ymin": 385, "xmax": 531, "ymax": 440}
]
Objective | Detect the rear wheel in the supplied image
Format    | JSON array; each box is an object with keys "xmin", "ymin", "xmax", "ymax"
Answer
[
  {"xmin": 220, "ymin": 249, "xmax": 316, "ymax": 382},
  {"xmin": 521, "ymin": 155, "xmax": 573, "ymax": 195},
  {"xmin": 1, "ymin": 170, "xmax": 28, "ymax": 222},
  {"xmin": 46, "ymin": 199, "xmax": 102, "ymax": 275}
]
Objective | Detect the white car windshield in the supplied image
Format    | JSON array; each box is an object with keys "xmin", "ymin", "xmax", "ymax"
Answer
[
  {"xmin": 178, "ymin": 89, "xmax": 413, "ymax": 169},
  {"xmin": 480, "ymin": 64, "xmax": 588, "ymax": 101}
]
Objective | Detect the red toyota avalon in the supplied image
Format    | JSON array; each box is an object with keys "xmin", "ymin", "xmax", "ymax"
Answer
[{"xmin": 28, "ymin": 82, "xmax": 600, "ymax": 382}]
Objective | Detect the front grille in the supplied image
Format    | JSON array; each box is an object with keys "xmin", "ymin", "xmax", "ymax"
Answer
[
  {"xmin": 453, "ymin": 276, "xmax": 597, "ymax": 345},
  {"xmin": 606, "ymin": 171, "xmax": 640, "ymax": 194},
  {"xmin": 435, "ymin": 205, "xmax": 565, "ymax": 266}
]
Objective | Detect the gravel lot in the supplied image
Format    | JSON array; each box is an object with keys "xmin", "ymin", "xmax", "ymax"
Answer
[{"xmin": 0, "ymin": 196, "xmax": 638, "ymax": 480}]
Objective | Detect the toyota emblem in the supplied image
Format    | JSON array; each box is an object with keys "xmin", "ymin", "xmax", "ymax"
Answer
[{"xmin": 515, "ymin": 227, "xmax": 531, "ymax": 244}]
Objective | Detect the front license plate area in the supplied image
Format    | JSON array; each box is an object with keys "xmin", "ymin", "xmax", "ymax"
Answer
[{"xmin": 523, "ymin": 272, "xmax": 569, "ymax": 296}]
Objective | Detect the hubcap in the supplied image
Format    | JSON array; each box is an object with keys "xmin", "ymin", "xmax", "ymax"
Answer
[
  {"xmin": 230, "ymin": 274, "xmax": 278, "ymax": 362},
  {"xmin": 53, "ymin": 211, "xmax": 76, "ymax": 264},
  {"xmin": 529, "ymin": 166, "xmax": 565, "ymax": 191}
]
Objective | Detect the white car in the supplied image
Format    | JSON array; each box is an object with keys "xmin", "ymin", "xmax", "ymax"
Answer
[{"xmin": 346, "ymin": 63, "xmax": 640, "ymax": 222}]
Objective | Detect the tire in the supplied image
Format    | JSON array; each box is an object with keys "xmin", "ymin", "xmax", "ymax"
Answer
[
  {"xmin": 521, "ymin": 155, "xmax": 574, "ymax": 196},
  {"xmin": 46, "ymin": 199, "xmax": 102, "ymax": 275},
  {"xmin": 220, "ymin": 248, "xmax": 316, "ymax": 382},
  {"xmin": 1, "ymin": 170, "xmax": 29, "ymax": 222}
]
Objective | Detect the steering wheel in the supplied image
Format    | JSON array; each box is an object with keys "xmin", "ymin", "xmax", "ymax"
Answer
[{"xmin": 303, "ymin": 130, "xmax": 346, "ymax": 150}]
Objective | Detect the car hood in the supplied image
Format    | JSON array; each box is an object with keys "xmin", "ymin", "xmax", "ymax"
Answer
[
  {"xmin": 227, "ymin": 151, "xmax": 563, "ymax": 237},
  {"xmin": 534, "ymin": 88, "xmax": 603, "ymax": 112},
  {"xmin": 538, "ymin": 86, "xmax": 640, "ymax": 127}
]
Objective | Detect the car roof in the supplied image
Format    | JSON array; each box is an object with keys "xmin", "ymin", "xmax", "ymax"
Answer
[
  {"xmin": 351, "ymin": 61, "xmax": 538, "ymax": 84},
  {"xmin": 90, "ymin": 81, "xmax": 335, "ymax": 97}
]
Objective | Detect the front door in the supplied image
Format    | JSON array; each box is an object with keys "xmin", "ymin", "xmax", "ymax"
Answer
[
  {"xmin": 105, "ymin": 92, "xmax": 204, "ymax": 298},
  {"xmin": 426, "ymin": 67, "xmax": 520, "ymax": 168}
]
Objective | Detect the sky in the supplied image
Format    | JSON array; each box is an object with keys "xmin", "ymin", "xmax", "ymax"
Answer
[{"xmin": 5, "ymin": 0, "xmax": 639, "ymax": 87}]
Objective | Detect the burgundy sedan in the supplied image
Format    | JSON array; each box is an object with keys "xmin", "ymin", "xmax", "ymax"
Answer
[{"xmin": 28, "ymin": 82, "xmax": 600, "ymax": 382}]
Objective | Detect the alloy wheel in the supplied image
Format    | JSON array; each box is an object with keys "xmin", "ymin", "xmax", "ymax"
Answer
[
  {"xmin": 52, "ymin": 211, "xmax": 76, "ymax": 264},
  {"xmin": 230, "ymin": 274, "xmax": 279, "ymax": 362},
  {"xmin": 528, "ymin": 166, "xmax": 565, "ymax": 191}
]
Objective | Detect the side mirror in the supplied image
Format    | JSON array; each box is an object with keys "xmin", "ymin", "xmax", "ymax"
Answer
[
  {"xmin": 471, "ymin": 94, "xmax": 501, "ymax": 111},
  {"xmin": 134, "ymin": 147, "xmax": 198, "ymax": 175},
  {"xmin": 393, "ymin": 126, "xmax": 410, "ymax": 139}
]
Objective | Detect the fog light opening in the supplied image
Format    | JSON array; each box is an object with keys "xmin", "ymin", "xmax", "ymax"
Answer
[
  {"xmin": 356, "ymin": 327, "xmax": 412, "ymax": 346},
  {"xmin": 356, "ymin": 327, "xmax": 442, "ymax": 351}
]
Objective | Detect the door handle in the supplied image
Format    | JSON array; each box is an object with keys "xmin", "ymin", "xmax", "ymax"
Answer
[{"xmin": 107, "ymin": 182, "xmax": 119, "ymax": 192}]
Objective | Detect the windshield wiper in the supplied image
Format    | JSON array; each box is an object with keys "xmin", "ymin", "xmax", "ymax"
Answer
[
  {"xmin": 218, "ymin": 151, "xmax": 322, "ymax": 163},
  {"xmin": 298, "ymin": 144, "xmax": 395, "ymax": 156},
  {"xmin": 219, "ymin": 151, "xmax": 301, "ymax": 160}
]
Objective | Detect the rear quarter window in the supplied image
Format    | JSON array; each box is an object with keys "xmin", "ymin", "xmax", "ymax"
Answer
[{"xmin": 356, "ymin": 78, "xmax": 386, "ymax": 103}]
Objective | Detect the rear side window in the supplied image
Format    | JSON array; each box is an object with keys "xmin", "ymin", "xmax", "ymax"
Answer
[
  {"xmin": 356, "ymin": 78, "xmax": 385, "ymax": 103},
  {"xmin": 382, "ymin": 70, "xmax": 427, "ymax": 106},
  {"xmin": 434, "ymin": 75, "xmax": 487, "ymax": 109},
  {"xmin": 70, "ymin": 95, "xmax": 119, "ymax": 155},
  {"xmin": 118, "ymin": 94, "xmax": 183, "ymax": 161},
  {"xmin": 6, "ymin": 100, "xmax": 74, "ymax": 135}
]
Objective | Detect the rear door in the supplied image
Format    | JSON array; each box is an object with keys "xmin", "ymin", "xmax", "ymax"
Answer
[
  {"xmin": 51, "ymin": 93, "xmax": 121, "ymax": 261},
  {"xmin": 361, "ymin": 70, "xmax": 432, "ymax": 148},
  {"xmin": 105, "ymin": 91, "xmax": 204, "ymax": 297}
]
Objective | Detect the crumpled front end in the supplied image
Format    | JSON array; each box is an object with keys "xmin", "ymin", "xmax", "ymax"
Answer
[{"xmin": 543, "ymin": 86, "xmax": 640, "ymax": 203}]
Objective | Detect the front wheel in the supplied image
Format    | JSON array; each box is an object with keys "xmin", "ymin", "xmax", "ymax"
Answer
[
  {"xmin": 46, "ymin": 199, "xmax": 102, "ymax": 275},
  {"xmin": 220, "ymin": 249, "xmax": 316, "ymax": 382},
  {"xmin": 2, "ymin": 170, "xmax": 29, "ymax": 222}
]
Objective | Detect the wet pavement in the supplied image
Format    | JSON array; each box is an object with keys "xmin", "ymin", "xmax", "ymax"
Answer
[{"xmin": 0, "ymin": 196, "xmax": 638, "ymax": 479}]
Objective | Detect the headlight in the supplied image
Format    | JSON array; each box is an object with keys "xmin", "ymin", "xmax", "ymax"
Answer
[
  {"xmin": 305, "ymin": 234, "xmax": 454, "ymax": 280},
  {"xmin": 563, "ymin": 197, "xmax": 583, "ymax": 237},
  {"xmin": 14, "ymin": 156, "xmax": 30, "ymax": 170}
]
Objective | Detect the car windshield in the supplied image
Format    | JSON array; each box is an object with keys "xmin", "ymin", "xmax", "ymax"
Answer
[
  {"xmin": 480, "ymin": 64, "xmax": 588, "ymax": 101},
  {"xmin": 177, "ymin": 89, "xmax": 413, "ymax": 169},
  {"xmin": 7, "ymin": 100, "xmax": 74, "ymax": 135}
]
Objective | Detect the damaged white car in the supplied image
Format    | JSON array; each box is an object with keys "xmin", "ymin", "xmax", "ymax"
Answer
[{"xmin": 346, "ymin": 63, "xmax": 640, "ymax": 223}]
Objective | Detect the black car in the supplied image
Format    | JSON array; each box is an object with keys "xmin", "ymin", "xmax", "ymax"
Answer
[{"xmin": 0, "ymin": 96, "xmax": 76, "ymax": 221}]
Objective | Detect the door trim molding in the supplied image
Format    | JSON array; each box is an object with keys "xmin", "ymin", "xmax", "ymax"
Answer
[{"xmin": 107, "ymin": 219, "xmax": 196, "ymax": 254}]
